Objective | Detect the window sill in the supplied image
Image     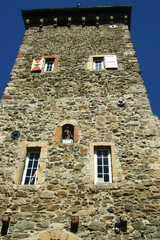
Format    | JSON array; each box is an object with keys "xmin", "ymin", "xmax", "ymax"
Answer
[
  {"xmin": 41, "ymin": 71, "xmax": 58, "ymax": 73},
  {"xmin": 56, "ymin": 142, "xmax": 76, "ymax": 145},
  {"xmin": 14, "ymin": 184, "xmax": 43, "ymax": 191},
  {"xmin": 89, "ymin": 182, "xmax": 118, "ymax": 191}
]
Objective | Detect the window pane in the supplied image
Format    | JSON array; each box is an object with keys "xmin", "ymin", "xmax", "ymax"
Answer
[
  {"xmin": 103, "ymin": 151, "xmax": 108, "ymax": 157},
  {"xmin": 94, "ymin": 58, "xmax": 104, "ymax": 70},
  {"xmin": 97, "ymin": 158, "xmax": 102, "ymax": 165},
  {"xmin": 45, "ymin": 60, "xmax": 54, "ymax": 71},
  {"xmin": 104, "ymin": 174, "xmax": 109, "ymax": 182},
  {"xmin": 28, "ymin": 160, "xmax": 33, "ymax": 168},
  {"xmin": 97, "ymin": 151, "xmax": 102, "ymax": 157},
  {"xmin": 98, "ymin": 173, "xmax": 103, "ymax": 178},
  {"xmin": 29, "ymin": 153, "xmax": 34, "ymax": 159},
  {"xmin": 31, "ymin": 168, "xmax": 37, "ymax": 176},
  {"xmin": 33, "ymin": 161, "xmax": 38, "ymax": 168},
  {"xmin": 24, "ymin": 177, "xmax": 30, "ymax": 185},
  {"xmin": 35, "ymin": 153, "xmax": 40, "ymax": 160},
  {"xmin": 104, "ymin": 166, "xmax": 109, "ymax": 174},
  {"xmin": 103, "ymin": 158, "xmax": 108, "ymax": 165},
  {"xmin": 26, "ymin": 169, "xmax": 31, "ymax": 176},
  {"xmin": 98, "ymin": 166, "xmax": 102, "ymax": 173},
  {"xmin": 30, "ymin": 177, "xmax": 35, "ymax": 185}
]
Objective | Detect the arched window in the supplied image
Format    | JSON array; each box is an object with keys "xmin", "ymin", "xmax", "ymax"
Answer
[
  {"xmin": 54, "ymin": 124, "xmax": 79, "ymax": 143},
  {"xmin": 62, "ymin": 124, "xmax": 74, "ymax": 143}
]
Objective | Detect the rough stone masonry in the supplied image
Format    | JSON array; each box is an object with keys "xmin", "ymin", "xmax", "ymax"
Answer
[{"xmin": 0, "ymin": 6, "xmax": 160, "ymax": 240}]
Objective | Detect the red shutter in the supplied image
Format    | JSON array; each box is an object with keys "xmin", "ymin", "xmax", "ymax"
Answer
[
  {"xmin": 74, "ymin": 126, "xmax": 79, "ymax": 143},
  {"xmin": 31, "ymin": 57, "xmax": 44, "ymax": 72},
  {"xmin": 54, "ymin": 127, "xmax": 62, "ymax": 143}
]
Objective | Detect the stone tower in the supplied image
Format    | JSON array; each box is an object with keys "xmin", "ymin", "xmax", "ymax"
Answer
[{"xmin": 0, "ymin": 6, "xmax": 160, "ymax": 240}]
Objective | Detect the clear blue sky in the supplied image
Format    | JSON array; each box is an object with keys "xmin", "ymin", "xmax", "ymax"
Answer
[{"xmin": 0, "ymin": 0, "xmax": 160, "ymax": 118}]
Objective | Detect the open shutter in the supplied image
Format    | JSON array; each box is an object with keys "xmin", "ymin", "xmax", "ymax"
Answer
[
  {"xmin": 74, "ymin": 126, "xmax": 79, "ymax": 143},
  {"xmin": 54, "ymin": 127, "xmax": 62, "ymax": 143},
  {"xmin": 31, "ymin": 57, "xmax": 44, "ymax": 72},
  {"xmin": 104, "ymin": 55, "xmax": 118, "ymax": 69}
]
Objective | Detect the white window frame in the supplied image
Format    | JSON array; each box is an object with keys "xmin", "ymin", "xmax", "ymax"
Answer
[
  {"xmin": 21, "ymin": 149, "xmax": 40, "ymax": 185},
  {"xmin": 94, "ymin": 147, "xmax": 112, "ymax": 184},
  {"xmin": 93, "ymin": 57, "xmax": 104, "ymax": 70},
  {"xmin": 44, "ymin": 59, "xmax": 54, "ymax": 72}
]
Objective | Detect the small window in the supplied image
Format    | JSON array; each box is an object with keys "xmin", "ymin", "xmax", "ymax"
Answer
[
  {"xmin": 93, "ymin": 58, "xmax": 104, "ymax": 70},
  {"xmin": 21, "ymin": 148, "xmax": 41, "ymax": 185},
  {"xmin": 31, "ymin": 56, "xmax": 59, "ymax": 72},
  {"xmin": 87, "ymin": 55, "xmax": 118, "ymax": 71},
  {"xmin": 94, "ymin": 147, "xmax": 112, "ymax": 184},
  {"xmin": 44, "ymin": 59, "xmax": 54, "ymax": 72}
]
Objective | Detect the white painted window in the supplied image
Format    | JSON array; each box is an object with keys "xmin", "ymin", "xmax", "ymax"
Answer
[
  {"xmin": 21, "ymin": 149, "xmax": 40, "ymax": 185},
  {"xmin": 44, "ymin": 59, "xmax": 54, "ymax": 71},
  {"xmin": 93, "ymin": 58, "xmax": 104, "ymax": 70},
  {"xmin": 94, "ymin": 147, "xmax": 112, "ymax": 184}
]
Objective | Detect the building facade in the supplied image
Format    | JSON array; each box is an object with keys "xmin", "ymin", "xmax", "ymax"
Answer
[{"xmin": 0, "ymin": 6, "xmax": 160, "ymax": 240}]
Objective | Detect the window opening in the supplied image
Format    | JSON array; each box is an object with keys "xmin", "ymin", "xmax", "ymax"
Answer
[
  {"xmin": 94, "ymin": 147, "xmax": 112, "ymax": 183},
  {"xmin": 93, "ymin": 58, "xmax": 104, "ymax": 70},
  {"xmin": 62, "ymin": 124, "xmax": 74, "ymax": 143},
  {"xmin": 44, "ymin": 59, "xmax": 54, "ymax": 71},
  {"xmin": 21, "ymin": 148, "xmax": 41, "ymax": 185}
]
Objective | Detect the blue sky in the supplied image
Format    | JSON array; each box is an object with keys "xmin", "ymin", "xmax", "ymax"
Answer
[{"xmin": 0, "ymin": 0, "xmax": 160, "ymax": 118}]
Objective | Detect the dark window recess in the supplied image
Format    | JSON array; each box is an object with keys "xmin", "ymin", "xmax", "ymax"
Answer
[
  {"xmin": 1, "ymin": 217, "xmax": 10, "ymax": 236},
  {"xmin": 62, "ymin": 124, "xmax": 74, "ymax": 143}
]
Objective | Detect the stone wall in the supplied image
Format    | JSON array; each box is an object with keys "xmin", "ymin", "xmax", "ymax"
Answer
[{"xmin": 0, "ymin": 16, "xmax": 160, "ymax": 240}]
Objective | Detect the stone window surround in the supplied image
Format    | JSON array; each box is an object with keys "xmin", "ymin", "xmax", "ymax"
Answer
[
  {"xmin": 86, "ymin": 54, "xmax": 118, "ymax": 70},
  {"xmin": 89, "ymin": 142, "xmax": 117, "ymax": 185},
  {"xmin": 43, "ymin": 56, "xmax": 59, "ymax": 72},
  {"xmin": 87, "ymin": 55, "xmax": 105, "ymax": 71},
  {"xmin": 13, "ymin": 141, "xmax": 48, "ymax": 185}
]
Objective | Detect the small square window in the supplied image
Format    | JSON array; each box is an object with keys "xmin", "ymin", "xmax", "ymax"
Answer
[
  {"xmin": 93, "ymin": 58, "xmax": 104, "ymax": 70},
  {"xmin": 44, "ymin": 59, "xmax": 54, "ymax": 72}
]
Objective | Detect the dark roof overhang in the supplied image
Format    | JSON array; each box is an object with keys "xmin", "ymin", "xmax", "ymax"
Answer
[{"xmin": 21, "ymin": 5, "xmax": 132, "ymax": 30}]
